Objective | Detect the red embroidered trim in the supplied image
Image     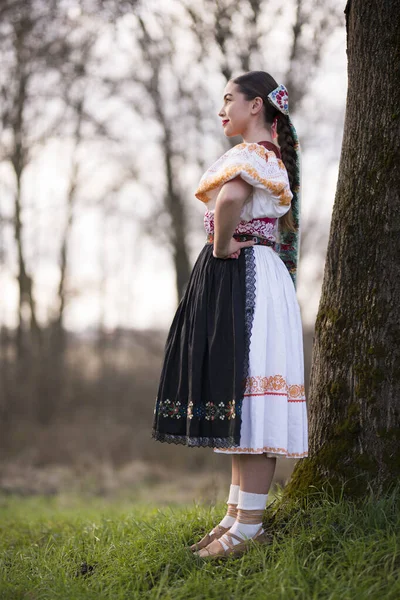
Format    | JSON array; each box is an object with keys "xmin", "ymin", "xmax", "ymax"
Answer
[{"xmin": 243, "ymin": 375, "xmax": 306, "ymax": 401}]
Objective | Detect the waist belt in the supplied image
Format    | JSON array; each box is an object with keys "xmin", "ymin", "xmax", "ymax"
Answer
[{"xmin": 206, "ymin": 233, "xmax": 277, "ymax": 251}]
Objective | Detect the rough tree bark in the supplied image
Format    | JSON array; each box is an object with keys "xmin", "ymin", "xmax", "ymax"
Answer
[{"xmin": 285, "ymin": 0, "xmax": 400, "ymax": 499}]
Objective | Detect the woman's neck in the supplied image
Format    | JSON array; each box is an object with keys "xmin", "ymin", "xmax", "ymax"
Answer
[{"xmin": 242, "ymin": 129, "xmax": 274, "ymax": 144}]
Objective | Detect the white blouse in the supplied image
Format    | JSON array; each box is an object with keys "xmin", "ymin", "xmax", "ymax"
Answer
[{"xmin": 194, "ymin": 141, "xmax": 293, "ymax": 222}]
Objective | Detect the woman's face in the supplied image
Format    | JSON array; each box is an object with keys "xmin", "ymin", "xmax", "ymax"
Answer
[{"xmin": 218, "ymin": 81, "xmax": 258, "ymax": 137}]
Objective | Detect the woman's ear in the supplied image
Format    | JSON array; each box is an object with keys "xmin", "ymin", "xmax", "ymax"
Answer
[
  {"xmin": 271, "ymin": 116, "xmax": 278, "ymax": 140},
  {"xmin": 251, "ymin": 96, "xmax": 264, "ymax": 115}
]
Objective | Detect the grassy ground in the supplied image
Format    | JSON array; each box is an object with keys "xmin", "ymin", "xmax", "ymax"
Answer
[{"xmin": 0, "ymin": 485, "xmax": 399, "ymax": 600}]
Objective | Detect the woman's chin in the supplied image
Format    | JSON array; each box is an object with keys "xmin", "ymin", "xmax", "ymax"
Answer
[{"xmin": 223, "ymin": 128, "xmax": 235, "ymax": 137}]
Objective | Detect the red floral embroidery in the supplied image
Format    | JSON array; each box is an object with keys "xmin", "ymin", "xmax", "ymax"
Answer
[
  {"xmin": 243, "ymin": 375, "xmax": 306, "ymax": 401},
  {"xmin": 204, "ymin": 210, "xmax": 278, "ymax": 240}
]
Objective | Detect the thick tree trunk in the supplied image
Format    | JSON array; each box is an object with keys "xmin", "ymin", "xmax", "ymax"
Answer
[{"xmin": 286, "ymin": 0, "xmax": 400, "ymax": 498}]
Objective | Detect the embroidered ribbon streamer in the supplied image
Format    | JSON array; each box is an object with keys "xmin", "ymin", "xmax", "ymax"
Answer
[{"xmin": 267, "ymin": 84, "xmax": 301, "ymax": 290}]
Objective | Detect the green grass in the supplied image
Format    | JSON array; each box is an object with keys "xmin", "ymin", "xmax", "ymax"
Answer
[{"xmin": 0, "ymin": 485, "xmax": 399, "ymax": 600}]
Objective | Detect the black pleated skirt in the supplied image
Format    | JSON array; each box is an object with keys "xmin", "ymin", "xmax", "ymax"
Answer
[{"xmin": 151, "ymin": 243, "xmax": 256, "ymax": 448}]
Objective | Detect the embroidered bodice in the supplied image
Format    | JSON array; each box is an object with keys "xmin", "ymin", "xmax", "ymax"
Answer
[
  {"xmin": 203, "ymin": 211, "xmax": 278, "ymax": 241},
  {"xmin": 195, "ymin": 140, "xmax": 291, "ymax": 243}
]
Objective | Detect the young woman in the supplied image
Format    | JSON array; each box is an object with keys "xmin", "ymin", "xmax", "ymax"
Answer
[{"xmin": 152, "ymin": 71, "xmax": 308, "ymax": 559}]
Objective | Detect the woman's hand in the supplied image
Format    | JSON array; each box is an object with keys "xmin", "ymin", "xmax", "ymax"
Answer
[{"xmin": 213, "ymin": 237, "xmax": 256, "ymax": 259}]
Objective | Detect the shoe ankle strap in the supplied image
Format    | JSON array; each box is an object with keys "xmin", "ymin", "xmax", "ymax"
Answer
[
  {"xmin": 226, "ymin": 503, "xmax": 238, "ymax": 518},
  {"xmin": 237, "ymin": 508, "xmax": 265, "ymax": 523}
]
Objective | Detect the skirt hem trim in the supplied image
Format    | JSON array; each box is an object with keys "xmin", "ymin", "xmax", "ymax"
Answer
[
  {"xmin": 213, "ymin": 446, "xmax": 308, "ymax": 458},
  {"xmin": 152, "ymin": 430, "xmax": 241, "ymax": 449}
]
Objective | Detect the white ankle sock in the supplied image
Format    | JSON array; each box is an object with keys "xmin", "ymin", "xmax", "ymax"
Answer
[
  {"xmin": 209, "ymin": 484, "xmax": 239, "ymax": 533},
  {"xmin": 227, "ymin": 483, "xmax": 240, "ymax": 506},
  {"xmin": 219, "ymin": 490, "xmax": 268, "ymax": 550}
]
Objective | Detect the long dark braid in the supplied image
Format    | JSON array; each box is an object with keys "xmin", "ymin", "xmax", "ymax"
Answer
[
  {"xmin": 276, "ymin": 113, "xmax": 298, "ymax": 231},
  {"xmin": 232, "ymin": 71, "xmax": 297, "ymax": 232}
]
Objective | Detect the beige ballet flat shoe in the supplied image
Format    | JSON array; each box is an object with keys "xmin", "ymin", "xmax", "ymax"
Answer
[
  {"xmin": 194, "ymin": 525, "xmax": 269, "ymax": 559},
  {"xmin": 188, "ymin": 502, "xmax": 238, "ymax": 552},
  {"xmin": 188, "ymin": 524, "xmax": 230, "ymax": 552}
]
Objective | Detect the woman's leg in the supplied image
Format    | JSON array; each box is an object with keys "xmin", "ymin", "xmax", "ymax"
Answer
[
  {"xmin": 196, "ymin": 454, "xmax": 277, "ymax": 554},
  {"xmin": 210, "ymin": 456, "xmax": 240, "ymax": 529},
  {"xmin": 239, "ymin": 454, "xmax": 276, "ymax": 493},
  {"xmin": 190, "ymin": 455, "xmax": 241, "ymax": 551},
  {"xmin": 231, "ymin": 455, "xmax": 240, "ymax": 485},
  {"xmin": 217, "ymin": 454, "xmax": 275, "ymax": 547}
]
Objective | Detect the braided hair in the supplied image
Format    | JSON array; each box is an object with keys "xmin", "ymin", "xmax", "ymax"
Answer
[{"xmin": 232, "ymin": 71, "xmax": 299, "ymax": 232}]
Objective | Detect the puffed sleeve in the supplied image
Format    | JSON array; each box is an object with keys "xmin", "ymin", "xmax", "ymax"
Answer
[{"xmin": 194, "ymin": 142, "xmax": 292, "ymax": 221}]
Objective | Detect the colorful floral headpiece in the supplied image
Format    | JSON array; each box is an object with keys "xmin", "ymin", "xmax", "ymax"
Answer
[{"xmin": 267, "ymin": 83, "xmax": 289, "ymax": 115}]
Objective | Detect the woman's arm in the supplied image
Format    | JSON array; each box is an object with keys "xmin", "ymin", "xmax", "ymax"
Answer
[{"xmin": 213, "ymin": 176, "xmax": 255, "ymax": 259}]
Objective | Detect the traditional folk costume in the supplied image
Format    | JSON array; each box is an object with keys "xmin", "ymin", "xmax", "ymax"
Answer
[{"xmin": 152, "ymin": 85, "xmax": 308, "ymax": 460}]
